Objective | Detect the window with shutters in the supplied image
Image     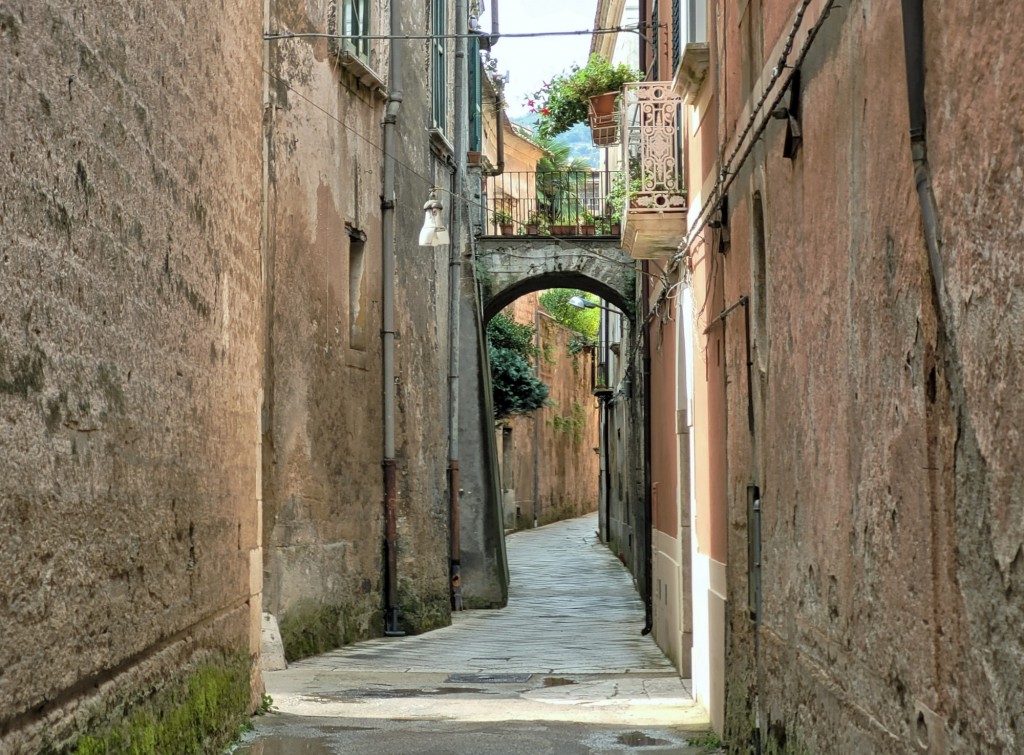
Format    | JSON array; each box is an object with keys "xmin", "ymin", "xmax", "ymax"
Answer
[
  {"xmin": 431, "ymin": 0, "xmax": 447, "ymax": 133},
  {"xmin": 342, "ymin": 0, "xmax": 370, "ymax": 63}
]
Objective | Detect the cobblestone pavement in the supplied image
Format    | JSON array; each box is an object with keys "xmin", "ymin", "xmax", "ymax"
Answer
[{"xmin": 235, "ymin": 513, "xmax": 713, "ymax": 754}]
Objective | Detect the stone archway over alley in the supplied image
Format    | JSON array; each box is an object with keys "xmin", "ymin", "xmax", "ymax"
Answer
[{"xmin": 455, "ymin": 235, "xmax": 639, "ymax": 613}]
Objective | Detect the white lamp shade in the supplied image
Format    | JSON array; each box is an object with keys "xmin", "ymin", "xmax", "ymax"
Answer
[
  {"xmin": 419, "ymin": 193, "xmax": 449, "ymax": 247},
  {"xmin": 568, "ymin": 295, "xmax": 597, "ymax": 309}
]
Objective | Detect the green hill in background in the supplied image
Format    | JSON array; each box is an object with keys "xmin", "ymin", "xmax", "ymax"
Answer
[{"xmin": 512, "ymin": 114, "xmax": 602, "ymax": 169}]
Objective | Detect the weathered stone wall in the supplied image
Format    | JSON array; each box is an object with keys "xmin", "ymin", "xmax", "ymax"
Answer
[
  {"xmin": 0, "ymin": 0, "xmax": 263, "ymax": 749},
  {"xmin": 497, "ymin": 295, "xmax": 599, "ymax": 530},
  {"xmin": 923, "ymin": 3, "xmax": 1024, "ymax": 751},
  {"xmin": 716, "ymin": 2, "xmax": 1024, "ymax": 752},
  {"xmin": 262, "ymin": 0, "xmax": 453, "ymax": 654}
]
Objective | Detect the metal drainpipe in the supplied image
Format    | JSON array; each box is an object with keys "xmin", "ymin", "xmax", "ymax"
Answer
[
  {"xmin": 900, "ymin": 0, "xmax": 947, "ymax": 330},
  {"xmin": 641, "ymin": 261, "xmax": 653, "ymax": 635},
  {"xmin": 449, "ymin": 0, "xmax": 468, "ymax": 611},
  {"xmin": 600, "ymin": 302, "xmax": 610, "ymax": 543},
  {"xmin": 532, "ymin": 308, "xmax": 544, "ymax": 528},
  {"xmin": 638, "ymin": 0, "xmax": 648, "ymax": 72},
  {"xmin": 493, "ymin": 104, "xmax": 505, "ymax": 176},
  {"xmin": 490, "ymin": 0, "xmax": 499, "ymax": 44},
  {"xmin": 743, "ymin": 298, "xmax": 754, "ymax": 434},
  {"xmin": 381, "ymin": 0, "xmax": 405, "ymax": 637}
]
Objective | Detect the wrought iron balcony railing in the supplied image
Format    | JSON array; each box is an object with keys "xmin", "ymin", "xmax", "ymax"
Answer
[
  {"xmin": 619, "ymin": 82, "xmax": 687, "ymax": 258},
  {"xmin": 483, "ymin": 170, "xmax": 624, "ymax": 238}
]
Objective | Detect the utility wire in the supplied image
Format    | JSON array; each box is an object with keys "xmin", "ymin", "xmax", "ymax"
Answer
[
  {"xmin": 263, "ymin": 66, "xmax": 669, "ymax": 292},
  {"xmin": 264, "ymin": 25, "xmax": 657, "ymax": 44}
]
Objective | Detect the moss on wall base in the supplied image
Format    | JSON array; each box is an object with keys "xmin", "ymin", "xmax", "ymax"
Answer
[
  {"xmin": 64, "ymin": 650, "xmax": 252, "ymax": 755},
  {"xmin": 539, "ymin": 502, "xmax": 587, "ymax": 527},
  {"xmin": 397, "ymin": 580, "xmax": 451, "ymax": 635},
  {"xmin": 278, "ymin": 599, "xmax": 378, "ymax": 662},
  {"xmin": 279, "ymin": 590, "xmax": 449, "ymax": 660}
]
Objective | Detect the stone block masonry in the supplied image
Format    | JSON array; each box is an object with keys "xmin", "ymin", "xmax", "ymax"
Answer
[{"xmin": 0, "ymin": 0, "xmax": 264, "ymax": 749}]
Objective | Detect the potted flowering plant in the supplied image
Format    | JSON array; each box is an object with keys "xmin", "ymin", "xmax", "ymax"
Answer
[
  {"xmin": 607, "ymin": 172, "xmax": 640, "ymax": 222},
  {"xmin": 525, "ymin": 212, "xmax": 547, "ymax": 236},
  {"xmin": 526, "ymin": 54, "xmax": 641, "ymax": 140},
  {"xmin": 579, "ymin": 210, "xmax": 596, "ymax": 236},
  {"xmin": 491, "ymin": 208, "xmax": 515, "ymax": 236}
]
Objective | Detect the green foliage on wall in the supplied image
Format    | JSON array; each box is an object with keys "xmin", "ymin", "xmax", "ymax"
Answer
[
  {"xmin": 540, "ymin": 289, "xmax": 600, "ymax": 339},
  {"xmin": 548, "ymin": 401, "xmax": 588, "ymax": 445},
  {"xmin": 279, "ymin": 599, "xmax": 373, "ymax": 662},
  {"xmin": 486, "ymin": 312, "xmax": 537, "ymax": 356},
  {"xmin": 68, "ymin": 651, "xmax": 252, "ymax": 755},
  {"xmin": 487, "ymin": 313, "xmax": 549, "ymax": 420}
]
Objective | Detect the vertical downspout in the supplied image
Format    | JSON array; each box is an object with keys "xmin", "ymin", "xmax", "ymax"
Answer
[
  {"xmin": 490, "ymin": 0, "xmax": 500, "ymax": 43},
  {"xmin": 260, "ymin": 0, "xmax": 275, "ymax": 621},
  {"xmin": 641, "ymin": 262, "xmax": 654, "ymax": 634},
  {"xmin": 743, "ymin": 298, "xmax": 753, "ymax": 434},
  {"xmin": 600, "ymin": 305, "xmax": 610, "ymax": 543},
  {"xmin": 639, "ymin": 0, "xmax": 649, "ymax": 73},
  {"xmin": 532, "ymin": 308, "xmax": 542, "ymax": 528},
  {"xmin": 900, "ymin": 0, "xmax": 947, "ymax": 326},
  {"xmin": 493, "ymin": 102, "xmax": 505, "ymax": 176},
  {"xmin": 449, "ymin": 0, "xmax": 468, "ymax": 611},
  {"xmin": 382, "ymin": 0, "xmax": 405, "ymax": 637},
  {"xmin": 901, "ymin": 0, "xmax": 970, "ymax": 712}
]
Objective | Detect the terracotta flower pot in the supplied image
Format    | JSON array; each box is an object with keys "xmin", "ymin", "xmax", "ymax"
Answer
[{"xmin": 588, "ymin": 91, "xmax": 618, "ymax": 117}]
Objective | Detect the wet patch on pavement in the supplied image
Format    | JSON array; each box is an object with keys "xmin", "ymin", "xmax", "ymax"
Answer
[
  {"xmin": 445, "ymin": 672, "xmax": 532, "ymax": 683},
  {"xmin": 617, "ymin": 730, "xmax": 671, "ymax": 747},
  {"xmin": 232, "ymin": 735, "xmax": 333, "ymax": 754}
]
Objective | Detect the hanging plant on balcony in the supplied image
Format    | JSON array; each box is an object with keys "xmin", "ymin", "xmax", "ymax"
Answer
[
  {"xmin": 526, "ymin": 54, "xmax": 642, "ymax": 140},
  {"xmin": 606, "ymin": 172, "xmax": 642, "ymax": 222}
]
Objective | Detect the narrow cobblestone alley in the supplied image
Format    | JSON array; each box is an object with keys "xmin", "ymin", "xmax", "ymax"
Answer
[{"xmin": 234, "ymin": 514, "xmax": 712, "ymax": 754}]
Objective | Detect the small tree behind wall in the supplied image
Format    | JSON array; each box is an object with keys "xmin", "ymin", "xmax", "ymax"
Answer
[
  {"xmin": 539, "ymin": 289, "xmax": 600, "ymax": 341},
  {"xmin": 486, "ymin": 313, "xmax": 549, "ymax": 420}
]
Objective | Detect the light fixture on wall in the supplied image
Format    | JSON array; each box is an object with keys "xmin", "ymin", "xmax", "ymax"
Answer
[
  {"xmin": 568, "ymin": 295, "xmax": 616, "ymax": 313},
  {"xmin": 419, "ymin": 188, "xmax": 450, "ymax": 246}
]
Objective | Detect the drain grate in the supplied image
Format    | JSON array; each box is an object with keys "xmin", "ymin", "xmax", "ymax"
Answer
[{"xmin": 445, "ymin": 672, "xmax": 532, "ymax": 684}]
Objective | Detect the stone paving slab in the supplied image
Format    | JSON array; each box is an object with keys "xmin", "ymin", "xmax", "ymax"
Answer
[
  {"xmin": 241, "ymin": 513, "xmax": 713, "ymax": 753},
  {"xmin": 284, "ymin": 513, "xmax": 671, "ymax": 676}
]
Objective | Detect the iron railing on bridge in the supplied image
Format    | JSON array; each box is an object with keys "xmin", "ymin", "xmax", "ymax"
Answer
[{"xmin": 483, "ymin": 170, "xmax": 623, "ymax": 238}]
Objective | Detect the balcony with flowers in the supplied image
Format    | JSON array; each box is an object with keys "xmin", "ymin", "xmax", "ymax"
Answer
[
  {"xmin": 518, "ymin": 56, "xmax": 686, "ymax": 259},
  {"xmin": 618, "ymin": 82, "xmax": 687, "ymax": 259}
]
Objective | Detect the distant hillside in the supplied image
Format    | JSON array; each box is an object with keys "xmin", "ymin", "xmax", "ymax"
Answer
[{"xmin": 511, "ymin": 114, "xmax": 601, "ymax": 169}]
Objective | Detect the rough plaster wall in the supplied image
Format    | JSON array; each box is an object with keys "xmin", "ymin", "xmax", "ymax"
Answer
[
  {"xmin": 0, "ymin": 0, "xmax": 262, "ymax": 745},
  {"xmin": 263, "ymin": 0, "xmax": 452, "ymax": 641},
  {"xmin": 496, "ymin": 296, "xmax": 600, "ymax": 530},
  {"xmin": 382, "ymin": 0, "xmax": 452, "ymax": 631},
  {"xmin": 719, "ymin": 3, "xmax": 978, "ymax": 751},
  {"xmin": 458, "ymin": 271, "xmax": 509, "ymax": 607},
  {"xmin": 263, "ymin": 18, "xmax": 387, "ymax": 639},
  {"xmin": 924, "ymin": 3, "xmax": 1024, "ymax": 751}
]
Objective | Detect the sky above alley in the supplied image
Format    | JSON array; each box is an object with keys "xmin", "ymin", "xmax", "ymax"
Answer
[{"xmin": 480, "ymin": 0, "xmax": 595, "ymax": 117}]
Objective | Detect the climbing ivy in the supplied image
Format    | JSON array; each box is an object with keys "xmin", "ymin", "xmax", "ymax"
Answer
[
  {"xmin": 486, "ymin": 313, "xmax": 549, "ymax": 420},
  {"xmin": 539, "ymin": 289, "xmax": 600, "ymax": 339}
]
